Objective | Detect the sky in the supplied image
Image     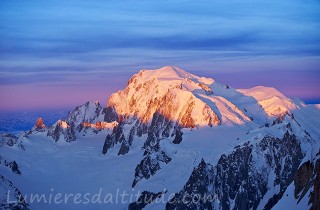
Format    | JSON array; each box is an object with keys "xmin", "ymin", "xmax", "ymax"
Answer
[{"xmin": 0, "ymin": 0, "xmax": 319, "ymax": 111}]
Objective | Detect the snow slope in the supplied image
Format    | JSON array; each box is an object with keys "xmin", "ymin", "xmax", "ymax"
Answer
[{"xmin": 239, "ymin": 86, "xmax": 297, "ymax": 116}]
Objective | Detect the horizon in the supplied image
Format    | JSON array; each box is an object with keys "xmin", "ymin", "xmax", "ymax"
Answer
[{"xmin": 1, "ymin": 0, "xmax": 320, "ymax": 111}]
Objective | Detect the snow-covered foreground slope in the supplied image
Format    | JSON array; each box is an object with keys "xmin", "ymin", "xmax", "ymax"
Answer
[{"xmin": 0, "ymin": 66, "xmax": 319, "ymax": 210}]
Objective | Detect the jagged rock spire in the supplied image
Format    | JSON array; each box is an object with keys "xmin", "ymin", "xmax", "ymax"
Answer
[{"xmin": 35, "ymin": 117, "xmax": 45, "ymax": 129}]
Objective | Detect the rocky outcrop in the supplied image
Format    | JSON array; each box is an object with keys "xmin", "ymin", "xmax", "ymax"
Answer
[
  {"xmin": 81, "ymin": 121, "xmax": 118, "ymax": 133},
  {"xmin": 0, "ymin": 175, "xmax": 29, "ymax": 210},
  {"xmin": 312, "ymin": 159, "xmax": 320, "ymax": 210},
  {"xmin": 131, "ymin": 114, "xmax": 176, "ymax": 187},
  {"xmin": 0, "ymin": 156, "xmax": 21, "ymax": 175},
  {"xmin": 132, "ymin": 150, "xmax": 171, "ymax": 188},
  {"xmin": 294, "ymin": 152, "xmax": 320, "ymax": 210},
  {"xmin": 47, "ymin": 120, "xmax": 76, "ymax": 142},
  {"xmin": 35, "ymin": 117, "xmax": 45, "ymax": 130},
  {"xmin": 0, "ymin": 133, "xmax": 18, "ymax": 147},
  {"xmin": 102, "ymin": 111, "xmax": 185, "ymax": 187},
  {"xmin": 102, "ymin": 111, "xmax": 184, "ymax": 155},
  {"xmin": 166, "ymin": 159, "xmax": 214, "ymax": 210},
  {"xmin": 198, "ymin": 83, "xmax": 214, "ymax": 95},
  {"xmin": 128, "ymin": 191, "xmax": 165, "ymax": 210},
  {"xmin": 173, "ymin": 127, "xmax": 183, "ymax": 144},
  {"xmin": 102, "ymin": 123, "xmax": 126, "ymax": 155},
  {"xmin": 167, "ymin": 131, "xmax": 304, "ymax": 210},
  {"xmin": 102, "ymin": 134, "xmax": 114, "ymax": 155},
  {"xmin": 101, "ymin": 112, "xmax": 179, "ymax": 188},
  {"xmin": 103, "ymin": 106, "xmax": 119, "ymax": 122}
]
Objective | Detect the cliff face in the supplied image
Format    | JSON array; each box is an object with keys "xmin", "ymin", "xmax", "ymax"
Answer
[
  {"xmin": 294, "ymin": 152, "xmax": 320, "ymax": 210},
  {"xmin": 167, "ymin": 131, "xmax": 304, "ymax": 210},
  {"xmin": 102, "ymin": 112, "xmax": 179, "ymax": 187}
]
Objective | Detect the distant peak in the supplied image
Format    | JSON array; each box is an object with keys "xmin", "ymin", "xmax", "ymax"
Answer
[{"xmin": 35, "ymin": 117, "xmax": 45, "ymax": 129}]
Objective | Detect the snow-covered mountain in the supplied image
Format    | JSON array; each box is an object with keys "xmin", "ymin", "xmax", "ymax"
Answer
[
  {"xmin": 0, "ymin": 66, "xmax": 319, "ymax": 210},
  {"xmin": 107, "ymin": 66, "xmax": 221, "ymax": 127}
]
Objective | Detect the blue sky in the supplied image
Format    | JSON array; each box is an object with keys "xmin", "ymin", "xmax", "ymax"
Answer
[{"xmin": 0, "ymin": 0, "xmax": 319, "ymax": 110}]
